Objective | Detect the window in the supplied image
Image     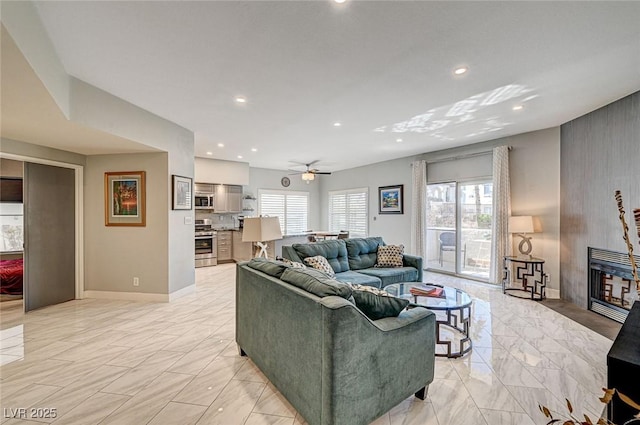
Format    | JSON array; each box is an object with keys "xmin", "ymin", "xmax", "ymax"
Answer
[
  {"xmin": 258, "ymin": 190, "xmax": 308, "ymax": 236},
  {"xmin": 328, "ymin": 188, "xmax": 368, "ymax": 238},
  {"xmin": 0, "ymin": 203, "xmax": 24, "ymax": 252}
]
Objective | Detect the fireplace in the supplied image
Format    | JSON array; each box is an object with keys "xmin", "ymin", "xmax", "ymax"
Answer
[{"xmin": 588, "ymin": 247, "xmax": 640, "ymax": 323}]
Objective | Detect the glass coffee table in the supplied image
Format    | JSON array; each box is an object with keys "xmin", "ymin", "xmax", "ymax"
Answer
[{"xmin": 385, "ymin": 282, "xmax": 473, "ymax": 358}]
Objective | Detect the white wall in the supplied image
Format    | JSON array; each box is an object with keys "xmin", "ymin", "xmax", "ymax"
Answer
[
  {"xmin": 320, "ymin": 128, "xmax": 561, "ymax": 289},
  {"xmin": 507, "ymin": 127, "xmax": 561, "ymax": 291},
  {"xmin": 246, "ymin": 167, "xmax": 322, "ymax": 232},
  {"xmin": 3, "ymin": 3, "xmax": 196, "ymax": 298},
  {"xmin": 320, "ymin": 157, "xmax": 417, "ymax": 248},
  {"xmin": 195, "ymin": 157, "xmax": 250, "ymax": 185}
]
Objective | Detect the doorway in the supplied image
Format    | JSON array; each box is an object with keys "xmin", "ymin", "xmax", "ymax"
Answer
[{"xmin": 0, "ymin": 154, "xmax": 83, "ymax": 315}]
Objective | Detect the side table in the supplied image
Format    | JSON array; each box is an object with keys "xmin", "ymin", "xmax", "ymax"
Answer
[{"xmin": 502, "ymin": 256, "xmax": 547, "ymax": 300}]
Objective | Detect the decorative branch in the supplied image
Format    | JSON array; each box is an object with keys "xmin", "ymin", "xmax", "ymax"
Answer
[
  {"xmin": 634, "ymin": 208, "xmax": 640, "ymax": 246},
  {"xmin": 615, "ymin": 191, "xmax": 640, "ymax": 292}
]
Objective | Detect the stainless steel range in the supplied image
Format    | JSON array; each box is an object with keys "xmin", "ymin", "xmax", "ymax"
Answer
[{"xmin": 195, "ymin": 219, "xmax": 217, "ymax": 267}]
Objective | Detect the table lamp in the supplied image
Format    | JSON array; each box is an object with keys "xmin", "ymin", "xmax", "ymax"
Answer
[
  {"xmin": 242, "ymin": 216, "xmax": 283, "ymax": 259},
  {"xmin": 509, "ymin": 215, "xmax": 539, "ymax": 256}
]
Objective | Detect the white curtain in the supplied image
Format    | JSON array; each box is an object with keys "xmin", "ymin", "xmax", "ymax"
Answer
[
  {"xmin": 410, "ymin": 160, "xmax": 428, "ymax": 259},
  {"xmin": 490, "ymin": 146, "xmax": 511, "ymax": 283}
]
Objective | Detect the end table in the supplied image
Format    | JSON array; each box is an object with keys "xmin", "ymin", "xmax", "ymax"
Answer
[{"xmin": 502, "ymin": 256, "xmax": 547, "ymax": 300}]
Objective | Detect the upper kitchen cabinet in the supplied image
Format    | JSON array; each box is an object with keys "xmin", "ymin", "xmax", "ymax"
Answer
[
  {"xmin": 214, "ymin": 184, "xmax": 243, "ymax": 213},
  {"xmin": 195, "ymin": 158, "xmax": 249, "ymax": 186}
]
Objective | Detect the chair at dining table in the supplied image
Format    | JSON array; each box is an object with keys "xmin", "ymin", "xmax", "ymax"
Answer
[{"xmin": 337, "ymin": 231, "xmax": 349, "ymax": 239}]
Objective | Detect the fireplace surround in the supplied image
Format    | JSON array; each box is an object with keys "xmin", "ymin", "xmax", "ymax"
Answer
[{"xmin": 588, "ymin": 247, "xmax": 640, "ymax": 323}]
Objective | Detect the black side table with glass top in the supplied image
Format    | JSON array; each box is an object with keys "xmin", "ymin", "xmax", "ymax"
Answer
[
  {"xmin": 386, "ymin": 282, "xmax": 472, "ymax": 358},
  {"xmin": 502, "ymin": 256, "xmax": 548, "ymax": 300}
]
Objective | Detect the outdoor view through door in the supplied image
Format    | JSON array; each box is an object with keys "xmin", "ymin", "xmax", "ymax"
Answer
[{"xmin": 427, "ymin": 181, "xmax": 493, "ymax": 281}]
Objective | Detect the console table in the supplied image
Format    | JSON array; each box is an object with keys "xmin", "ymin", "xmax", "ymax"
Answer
[{"xmin": 502, "ymin": 256, "xmax": 547, "ymax": 300}]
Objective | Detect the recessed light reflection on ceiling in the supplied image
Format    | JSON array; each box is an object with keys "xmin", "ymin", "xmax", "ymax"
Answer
[
  {"xmin": 251, "ymin": 148, "xmax": 257, "ymax": 152},
  {"xmin": 513, "ymin": 105, "xmax": 524, "ymax": 111},
  {"xmin": 217, "ymin": 143, "xmax": 224, "ymax": 148},
  {"xmin": 396, "ymin": 138, "xmax": 403, "ymax": 143},
  {"xmin": 237, "ymin": 155, "xmax": 243, "ymax": 159},
  {"xmin": 235, "ymin": 96, "xmax": 247, "ymax": 103},
  {"xmin": 454, "ymin": 66, "xmax": 468, "ymax": 75},
  {"xmin": 333, "ymin": 122, "xmax": 342, "ymax": 127},
  {"xmin": 206, "ymin": 151, "xmax": 213, "ymax": 155}
]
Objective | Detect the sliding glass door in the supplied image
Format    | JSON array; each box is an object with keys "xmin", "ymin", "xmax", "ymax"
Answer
[{"xmin": 426, "ymin": 180, "xmax": 493, "ymax": 281}]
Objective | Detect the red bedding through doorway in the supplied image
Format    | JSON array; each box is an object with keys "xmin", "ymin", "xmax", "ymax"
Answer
[{"xmin": 0, "ymin": 259, "xmax": 23, "ymax": 295}]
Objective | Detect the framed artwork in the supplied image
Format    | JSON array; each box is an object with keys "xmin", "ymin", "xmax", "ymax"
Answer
[
  {"xmin": 379, "ymin": 184, "xmax": 403, "ymax": 214},
  {"xmin": 105, "ymin": 171, "xmax": 146, "ymax": 226},
  {"xmin": 172, "ymin": 175, "xmax": 193, "ymax": 210}
]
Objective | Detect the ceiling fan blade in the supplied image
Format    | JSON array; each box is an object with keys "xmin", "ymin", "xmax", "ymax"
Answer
[
  {"xmin": 314, "ymin": 172, "xmax": 332, "ymax": 175},
  {"xmin": 288, "ymin": 171, "xmax": 304, "ymax": 175}
]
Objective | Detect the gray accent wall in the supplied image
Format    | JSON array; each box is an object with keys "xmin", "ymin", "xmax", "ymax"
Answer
[{"xmin": 560, "ymin": 91, "xmax": 640, "ymax": 307}]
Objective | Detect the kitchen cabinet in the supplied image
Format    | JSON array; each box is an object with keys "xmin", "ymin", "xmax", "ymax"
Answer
[
  {"xmin": 213, "ymin": 184, "xmax": 243, "ymax": 213},
  {"xmin": 217, "ymin": 230, "xmax": 233, "ymax": 262},
  {"xmin": 194, "ymin": 183, "xmax": 214, "ymax": 194},
  {"xmin": 232, "ymin": 231, "xmax": 253, "ymax": 262}
]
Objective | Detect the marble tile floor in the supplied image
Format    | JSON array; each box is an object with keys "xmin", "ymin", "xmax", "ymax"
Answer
[{"xmin": 0, "ymin": 264, "xmax": 613, "ymax": 425}]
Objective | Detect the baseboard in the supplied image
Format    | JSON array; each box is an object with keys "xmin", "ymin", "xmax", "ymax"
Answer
[
  {"xmin": 169, "ymin": 284, "xmax": 196, "ymax": 301},
  {"xmin": 546, "ymin": 288, "xmax": 560, "ymax": 299},
  {"xmin": 83, "ymin": 290, "xmax": 169, "ymax": 302}
]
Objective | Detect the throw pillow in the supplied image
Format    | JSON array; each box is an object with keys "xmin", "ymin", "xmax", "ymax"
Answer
[
  {"xmin": 280, "ymin": 268, "xmax": 352, "ymax": 299},
  {"xmin": 303, "ymin": 255, "xmax": 336, "ymax": 277},
  {"xmin": 280, "ymin": 257, "xmax": 307, "ymax": 269},
  {"xmin": 350, "ymin": 284, "xmax": 409, "ymax": 320},
  {"xmin": 375, "ymin": 244, "xmax": 404, "ymax": 268}
]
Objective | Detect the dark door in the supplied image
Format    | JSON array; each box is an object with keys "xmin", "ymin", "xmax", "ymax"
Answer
[{"xmin": 23, "ymin": 163, "xmax": 75, "ymax": 312}]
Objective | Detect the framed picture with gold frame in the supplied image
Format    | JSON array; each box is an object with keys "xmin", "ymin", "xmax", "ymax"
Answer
[{"xmin": 105, "ymin": 171, "xmax": 146, "ymax": 226}]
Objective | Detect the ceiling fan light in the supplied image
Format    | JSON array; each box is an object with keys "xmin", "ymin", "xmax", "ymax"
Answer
[{"xmin": 301, "ymin": 172, "xmax": 315, "ymax": 181}]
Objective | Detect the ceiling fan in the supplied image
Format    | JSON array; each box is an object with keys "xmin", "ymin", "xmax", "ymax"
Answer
[{"xmin": 288, "ymin": 160, "xmax": 332, "ymax": 182}]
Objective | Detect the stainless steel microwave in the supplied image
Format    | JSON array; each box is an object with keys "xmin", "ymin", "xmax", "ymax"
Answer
[{"xmin": 194, "ymin": 193, "xmax": 214, "ymax": 209}]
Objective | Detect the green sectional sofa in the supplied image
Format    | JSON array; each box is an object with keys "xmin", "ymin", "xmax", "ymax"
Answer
[
  {"xmin": 236, "ymin": 259, "xmax": 436, "ymax": 425},
  {"xmin": 281, "ymin": 237, "xmax": 423, "ymax": 288}
]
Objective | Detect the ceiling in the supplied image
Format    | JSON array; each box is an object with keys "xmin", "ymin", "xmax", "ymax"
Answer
[{"xmin": 6, "ymin": 1, "xmax": 640, "ymax": 171}]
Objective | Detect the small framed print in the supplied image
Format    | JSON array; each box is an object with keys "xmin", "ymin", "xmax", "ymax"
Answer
[
  {"xmin": 172, "ymin": 175, "xmax": 193, "ymax": 210},
  {"xmin": 105, "ymin": 171, "xmax": 146, "ymax": 226},
  {"xmin": 378, "ymin": 184, "xmax": 403, "ymax": 214}
]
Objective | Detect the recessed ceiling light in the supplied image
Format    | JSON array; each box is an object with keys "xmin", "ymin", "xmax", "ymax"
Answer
[
  {"xmin": 512, "ymin": 105, "xmax": 524, "ymax": 111},
  {"xmin": 454, "ymin": 66, "xmax": 468, "ymax": 75},
  {"xmin": 217, "ymin": 143, "xmax": 224, "ymax": 148},
  {"xmin": 206, "ymin": 151, "xmax": 213, "ymax": 155},
  {"xmin": 334, "ymin": 0, "xmax": 346, "ymax": 3},
  {"xmin": 237, "ymin": 155, "xmax": 243, "ymax": 159},
  {"xmin": 251, "ymin": 148, "xmax": 257, "ymax": 152},
  {"xmin": 396, "ymin": 138, "xmax": 403, "ymax": 143},
  {"xmin": 235, "ymin": 96, "xmax": 247, "ymax": 103},
  {"xmin": 333, "ymin": 122, "xmax": 342, "ymax": 127}
]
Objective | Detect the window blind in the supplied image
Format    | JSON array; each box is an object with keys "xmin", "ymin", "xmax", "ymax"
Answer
[
  {"xmin": 258, "ymin": 190, "xmax": 308, "ymax": 235},
  {"xmin": 328, "ymin": 188, "xmax": 368, "ymax": 238}
]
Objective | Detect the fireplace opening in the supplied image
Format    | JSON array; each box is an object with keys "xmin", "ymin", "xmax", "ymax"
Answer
[{"xmin": 588, "ymin": 247, "xmax": 640, "ymax": 323}]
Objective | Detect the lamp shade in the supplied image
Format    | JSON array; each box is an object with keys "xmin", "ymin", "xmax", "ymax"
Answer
[
  {"xmin": 242, "ymin": 216, "xmax": 283, "ymax": 242},
  {"xmin": 509, "ymin": 216, "xmax": 535, "ymax": 234}
]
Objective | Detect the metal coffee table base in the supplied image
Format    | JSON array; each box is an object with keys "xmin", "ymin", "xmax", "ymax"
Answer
[{"xmin": 432, "ymin": 305, "xmax": 472, "ymax": 358}]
